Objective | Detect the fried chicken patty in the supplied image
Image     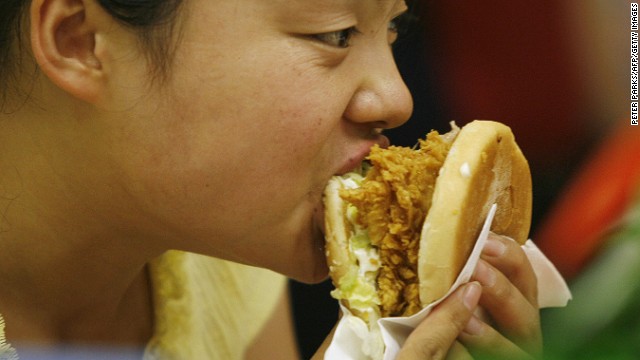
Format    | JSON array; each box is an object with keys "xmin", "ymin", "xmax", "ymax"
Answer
[{"xmin": 340, "ymin": 131, "xmax": 452, "ymax": 317}]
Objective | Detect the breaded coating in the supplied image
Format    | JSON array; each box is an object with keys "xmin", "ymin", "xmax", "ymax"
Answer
[{"xmin": 340, "ymin": 131, "xmax": 451, "ymax": 317}]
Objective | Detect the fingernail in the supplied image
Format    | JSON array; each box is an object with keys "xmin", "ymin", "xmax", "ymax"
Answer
[
  {"xmin": 474, "ymin": 260, "xmax": 497, "ymax": 287},
  {"xmin": 463, "ymin": 316, "xmax": 484, "ymax": 336},
  {"xmin": 484, "ymin": 233, "xmax": 507, "ymax": 257},
  {"xmin": 462, "ymin": 282, "xmax": 482, "ymax": 310}
]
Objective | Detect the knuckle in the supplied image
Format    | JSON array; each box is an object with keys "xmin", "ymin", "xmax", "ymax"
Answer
[
  {"xmin": 403, "ymin": 316, "xmax": 467, "ymax": 359},
  {"xmin": 400, "ymin": 333, "xmax": 451, "ymax": 360},
  {"xmin": 504, "ymin": 243, "xmax": 527, "ymax": 270},
  {"xmin": 421, "ymin": 345, "xmax": 447, "ymax": 360},
  {"xmin": 491, "ymin": 275, "xmax": 514, "ymax": 299},
  {"xmin": 412, "ymin": 335, "xmax": 450, "ymax": 360}
]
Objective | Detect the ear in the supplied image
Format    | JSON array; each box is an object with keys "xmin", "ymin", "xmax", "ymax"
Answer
[{"xmin": 30, "ymin": 0, "xmax": 105, "ymax": 103}]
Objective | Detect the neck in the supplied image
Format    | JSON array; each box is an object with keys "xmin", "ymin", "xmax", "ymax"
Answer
[{"xmin": 0, "ymin": 102, "xmax": 161, "ymax": 346}]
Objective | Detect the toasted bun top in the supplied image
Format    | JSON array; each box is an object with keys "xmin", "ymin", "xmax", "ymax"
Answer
[{"xmin": 418, "ymin": 120, "xmax": 532, "ymax": 305}]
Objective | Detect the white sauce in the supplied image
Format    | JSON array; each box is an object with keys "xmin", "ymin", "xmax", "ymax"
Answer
[
  {"xmin": 353, "ymin": 247, "xmax": 380, "ymax": 276},
  {"xmin": 460, "ymin": 162, "xmax": 471, "ymax": 178}
]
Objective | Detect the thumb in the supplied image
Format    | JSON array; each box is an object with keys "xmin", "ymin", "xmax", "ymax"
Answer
[{"xmin": 397, "ymin": 282, "xmax": 482, "ymax": 360}]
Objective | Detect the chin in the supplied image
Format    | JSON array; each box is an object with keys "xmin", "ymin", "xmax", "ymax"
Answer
[
  {"xmin": 285, "ymin": 227, "xmax": 330, "ymax": 284},
  {"xmin": 289, "ymin": 268, "xmax": 329, "ymax": 285},
  {"xmin": 273, "ymin": 198, "xmax": 329, "ymax": 283},
  {"xmin": 293, "ymin": 258, "xmax": 330, "ymax": 284}
]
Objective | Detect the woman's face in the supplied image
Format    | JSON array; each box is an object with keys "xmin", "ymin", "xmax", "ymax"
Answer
[{"xmin": 104, "ymin": 0, "xmax": 413, "ymax": 282}]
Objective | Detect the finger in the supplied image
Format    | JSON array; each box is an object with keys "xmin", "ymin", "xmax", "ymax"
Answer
[
  {"xmin": 459, "ymin": 315, "xmax": 536, "ymax": 360},
  {"xmin": 396, "ymin": 282, "xmax": 482, "ymax": 360},
  {"xmin": 445, "ymin": 341, "xmax": 473, "ymax": 360},
  {"xmin": 483, "ymin": 232, "xmax": 538, "ymax": 308},
  {"xmin": 472, "ymin": 259, "xmax": 542, "ymax": 355}
]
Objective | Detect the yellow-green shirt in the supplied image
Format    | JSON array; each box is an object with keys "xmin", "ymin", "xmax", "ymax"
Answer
[{"xmin": 0, "ymin": 251, "xmax": 286, "ymax": 360}]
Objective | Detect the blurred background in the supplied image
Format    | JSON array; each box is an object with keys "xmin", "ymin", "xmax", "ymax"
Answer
[{"xmin": 289, "ymin": 1, "xmax": 639, "ymax": 359}]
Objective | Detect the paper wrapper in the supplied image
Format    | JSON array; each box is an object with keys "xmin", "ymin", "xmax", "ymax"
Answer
[{"xmin": 324, "ymin": 204, "xmax": 572, "ymax": 360}]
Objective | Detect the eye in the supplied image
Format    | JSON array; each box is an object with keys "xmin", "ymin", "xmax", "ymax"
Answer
[
  {"xmin": 312, "ymin": 27, "xmax": 359, "ymax": 48},
  {"xmin": 388, "ymin": 12, "xmax": 418, "ymax": 44}
]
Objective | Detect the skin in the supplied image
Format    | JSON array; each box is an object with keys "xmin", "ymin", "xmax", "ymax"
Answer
[
  {"xmin": 0, "ymin": 0, "xmax": 541, "ymax": 357},
  {"xmin": 397, "ymin": 233, "xmax": 542, "ymax": 360}
]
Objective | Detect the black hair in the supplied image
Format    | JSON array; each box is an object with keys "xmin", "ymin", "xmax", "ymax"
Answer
[
  {"xmin": 0, "ymin": 0, "xmax": 29, "ymax": 109},
  {"xmin": 95, "ymin": 0, "xmax": 184, "ymax": 75},
  {"xmin": 0, "ymin": 0, "xmax": 184, "ymax": 110}
]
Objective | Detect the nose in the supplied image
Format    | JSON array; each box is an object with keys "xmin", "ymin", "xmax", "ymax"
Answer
[{"xmin": 343, "ymin": 48, "xmax": 414, "ymax": 130}]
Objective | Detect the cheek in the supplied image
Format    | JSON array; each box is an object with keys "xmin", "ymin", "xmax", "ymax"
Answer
[
  {"xmin": 125, "ymin": 48, "xmax": 349, "ymax": 235},
  {"xmin": 216, "ymin": 78, "xmax": 341, "ymax": 178},
  {"xmin": 120, "ymin": 103, "xmax": 329, "ymax": 237}
]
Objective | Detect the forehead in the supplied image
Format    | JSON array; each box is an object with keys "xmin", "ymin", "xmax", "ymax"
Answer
[
  {"xmin": 180, "ymin": 0, "xmax": 407, "ymax": 33},
  {"xmin": 272, "ymin": 0, "xmax": 405, "ymax": 14}
]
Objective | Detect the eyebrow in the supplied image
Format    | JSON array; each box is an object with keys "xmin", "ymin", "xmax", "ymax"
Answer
[
  {"xmin": 376, "ymin": 0, "xmax": 407, "ymax": 14},
  {"xmin": 376, "ymin": 0, "xmax": 403, "ymax": 6}
]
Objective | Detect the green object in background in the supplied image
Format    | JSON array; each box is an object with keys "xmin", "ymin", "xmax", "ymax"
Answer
[{"xmin": 542, "ymin": 196, "xmax": 640, "ymax": 359}]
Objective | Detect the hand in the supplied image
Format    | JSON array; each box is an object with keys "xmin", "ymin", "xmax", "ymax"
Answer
[
  {"xmin": 396, "ymin": 232, "xmax": 542, "ymax": 360},
  {"xmin": 459, "ymin": 232, "xmax": 542, "ymax": 359},
  {"xmin": 396, "ymin": 282, "xmax": 483, "ymax": 360}
]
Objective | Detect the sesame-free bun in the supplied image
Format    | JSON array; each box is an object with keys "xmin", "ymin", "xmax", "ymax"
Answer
[
  {"xmin": 418, "ymin": 120, "xmax": 532, "ymax": 305},
  {"xmin": 324, "ymin": 120, "xmax": 532, "ymax": 317}
]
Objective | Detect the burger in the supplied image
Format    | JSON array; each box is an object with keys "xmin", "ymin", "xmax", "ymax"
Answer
[{"xmin": 323, "ymin": 120, "xmax": 532, "ymax": 357}]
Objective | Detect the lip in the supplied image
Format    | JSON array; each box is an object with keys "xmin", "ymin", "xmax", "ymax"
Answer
[
  {"xmin": 307, "ymin": 133, "xmax": 388, "ymax": 282},
  {"xmin": 336, "ymin": 133, "xmax": 390, "ymax": 175}
]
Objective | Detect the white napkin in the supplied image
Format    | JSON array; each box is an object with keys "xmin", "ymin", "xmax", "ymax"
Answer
[{"xmin": 324, "ymin": 204, "xmax": 572, "ymax": 360}]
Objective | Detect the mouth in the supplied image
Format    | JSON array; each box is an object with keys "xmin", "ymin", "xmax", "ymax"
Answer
[
  {"xmin": 303, "ymin": 129, "xmax": 389, "ymax": 282},
  {"xmin": 337, "ymin": 132, "xmax": 390, "ymax": 176}
]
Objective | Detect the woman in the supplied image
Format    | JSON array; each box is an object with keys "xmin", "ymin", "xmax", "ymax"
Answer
[{"xmin": 0, "ymin": 0, "xmax": 541, "ymax": 358}]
